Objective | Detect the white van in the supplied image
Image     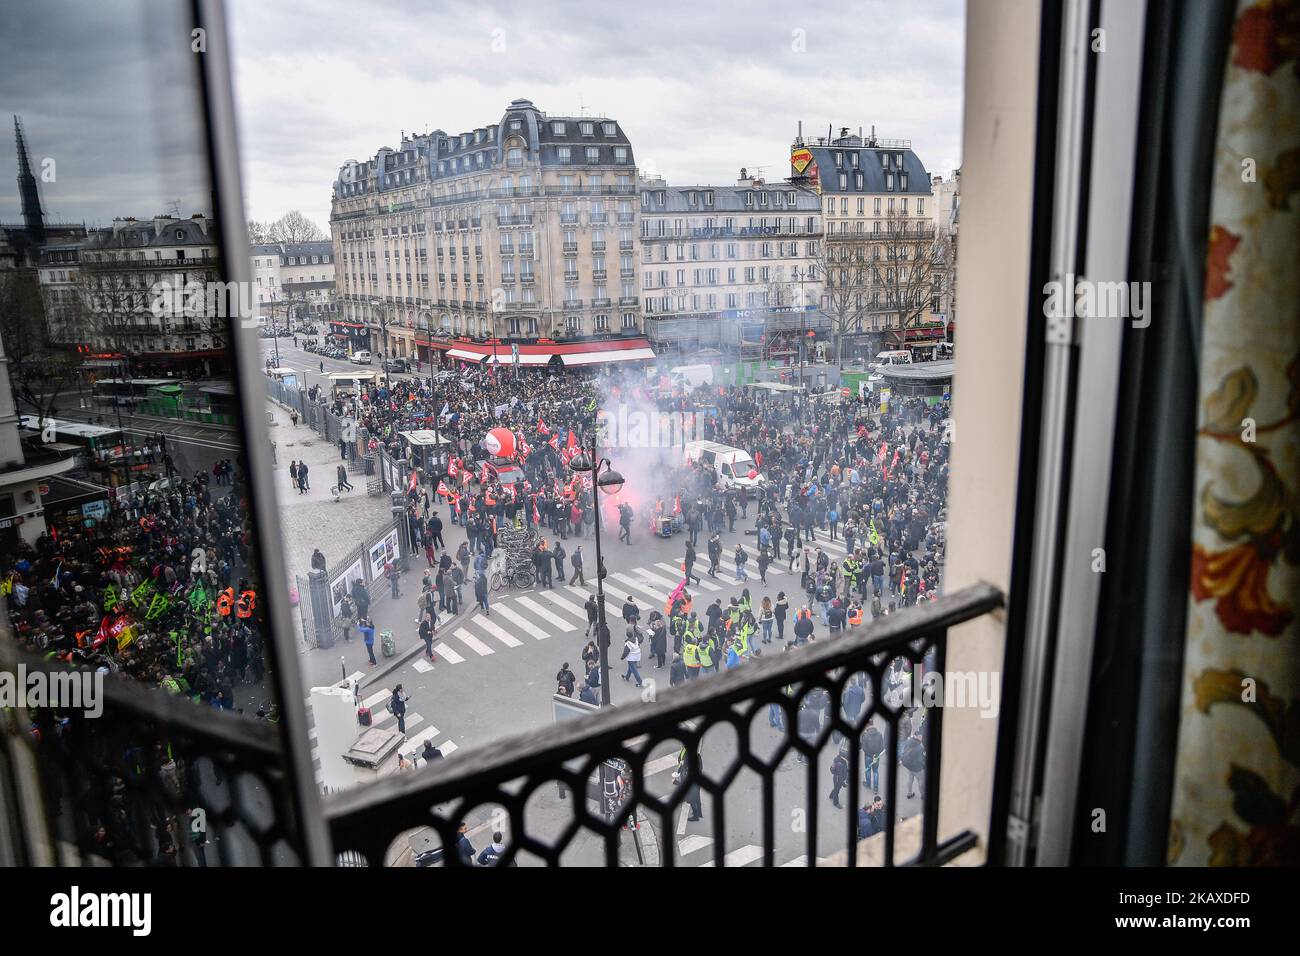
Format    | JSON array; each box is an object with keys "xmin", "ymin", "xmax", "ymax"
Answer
[
  {"xmin": 684, "ymin": 440, "xmax": 764, "ymax": 490},
  {"xmin": 351, "ymin": 350, "xmax": 372, "ymax": 365},
  {"xmin": 670, "ymin": 364, "xmax": 714, "ymax": 388},
  {"xmin": 870, "ymin": 350, "xmax": 912, "ymax": 371}
]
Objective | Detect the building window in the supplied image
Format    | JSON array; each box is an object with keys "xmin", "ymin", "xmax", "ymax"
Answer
[
  {"xmin": 614, "ymin": 147, "xmax": 628, "ymax": 163},
  {"xmin": 580, "ymin": 121, "xmax": 594, "ymax": 135},
  {"xmin": 586, "ymin": 146, "xmax": 599, "ymax": 162},
  {"xmin": 839, "ymin": 173, "xmax": 848, "ymax": 190},
  {"xmin": 552, "ymin": 121, "xmax": 566, "ymax": 135},
  {"xmin": 557, "ymin": 146, "xmax": 571, "ymax": 163},
  {"xmin": 834, "ymin": 152, "xmax": 843, "ymax": 168}
]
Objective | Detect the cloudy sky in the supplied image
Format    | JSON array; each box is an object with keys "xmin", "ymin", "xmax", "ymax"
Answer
[
  {"xmin": 0, "ymin": 0, "xmax": 212, "ymax": 227},
  {"xmin": 229, "ymin": 0, "xmax": 965, "ymax": 230},
  {"xmin": 0, "ymin": 0, "xmax": 965, "ymax": 234}
]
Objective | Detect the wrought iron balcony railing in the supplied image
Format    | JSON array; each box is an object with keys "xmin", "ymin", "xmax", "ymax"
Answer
[{"xmin": 326, "ymin": 583, "xmax": 1002, "ymax": 867}]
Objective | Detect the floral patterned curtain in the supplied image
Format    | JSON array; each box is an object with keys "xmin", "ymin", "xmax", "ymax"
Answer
[{"xmin": 1170, "ymin": 0, "xmax": 1300, "ymax": 866}]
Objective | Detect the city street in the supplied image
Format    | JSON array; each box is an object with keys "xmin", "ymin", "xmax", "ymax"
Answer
[{"xmin": 263, "ymin": 337, "xmax": 925, "ymax": 865}]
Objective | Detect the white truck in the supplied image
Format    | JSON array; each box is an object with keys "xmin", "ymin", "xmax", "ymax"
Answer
[
  {"xmin": 669, "ymin": 364, "xmax": 714, "ymax": 388},
  {"xmin": 684, "ymin": 440, "xmax": 764, "ymax": 490}
]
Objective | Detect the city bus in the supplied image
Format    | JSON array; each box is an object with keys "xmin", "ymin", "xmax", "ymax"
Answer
[
  {"xmin": 18, "ymin": 416, "xmax": 127, "ymax": 463},
  {"xmin": 91, "ymin": 378, "xmax": 174, "ymax": 407}
]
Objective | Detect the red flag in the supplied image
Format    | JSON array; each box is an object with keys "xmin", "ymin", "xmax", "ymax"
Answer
[
  {"xmin": 561, "ymin": 431, "xmax": 579, "ymax": 464},
  {"xmin": 877, "ymin": 442, "xmax": 888, "ymax": 463},
  {"xmin": 506, "ymin": 484, "xmax": 518, "ymax": 502},
  {"xmin": 673, "ymin": 494, "xmax": 681, "ymax": 514},
  {"xmin": 547, "ymin": 433, "xmax": 559, "ymax": 452},
  {"xmin": 408, "ymin": 469, "xmax": 418, "ymax": 493},
  {"xmin": 537, "ymin": 416, "xmax": 550, "ymax": 435},
  {"xmin": 533, "ymin": 497, "xmax": 541, "ymax": 524},
  {"xmin": 517, "ymin": 436, "xmax": 532, "ymax": 461},
  {"xmin": 480, "ymin": 462, "xmax": 491, "ymax": 484},
  {"xmin": 436, "ymin": 480, "xmax": 453, "ymax": 498},
  {"xmin": 447, "ymin": 458, "xmax": 460, "ymax": 479},
  {"xmin": 755, "ymin": 451, "xmax": 763, "ymax": 468}
]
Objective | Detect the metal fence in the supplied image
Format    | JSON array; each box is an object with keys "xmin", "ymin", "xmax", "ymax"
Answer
[
  {"xmin": 326, "ymin": 583, "xmax": 1003, "ymax": 867},
  {"xmin": 0, "ymin": 644, "xmax": 306, "ymax": 866}
]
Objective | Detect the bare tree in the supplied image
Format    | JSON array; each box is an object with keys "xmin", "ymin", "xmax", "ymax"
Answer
[
  {"xmin": 814, "ymin": 233, "xmax": 872, "ymax": 363},
  {"xmin": 268, "ymin": 210, "xmax": 325, "ymax": 244},
  {"xmin": 247, "ymin": 219, "xmax": 272, "ymax": 244},
  {"xmin": 0, "ymin": 266, "xmax": 82, "ymax": 423}
]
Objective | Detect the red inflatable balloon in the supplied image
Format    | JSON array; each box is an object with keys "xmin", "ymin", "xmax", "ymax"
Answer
[
  {"xmin": 747, "ymin": 469, "xmax": 758, "ymax": 479},
  {"xmin": 483, "ymin": 427, "xmax": 516, "ymax": 458}
]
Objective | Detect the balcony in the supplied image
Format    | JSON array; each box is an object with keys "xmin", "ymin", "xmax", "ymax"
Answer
[
  {"xmin": 560, "ymin": 214, "xmax": 579, "ymax": 225},
  {"xmin": 499, "ymin": 245, "xmax": 514, "ymax": 256},
  {"xmin": 619, "ymin": 239, "xmax": 634, "ymax": 251},
  {"xmin": 564, "ymin": 272, "xmax": 580, "ymax": 284},
  {"xmin": 592, "ymin": 269, "xmax": 607, "ymax": 281},
  {"xmin": 497, "ymin": 215, "xmax": 533, "ymax": 227},
  {"xmin": 591, "ymin": 240, "xmax": 606, "ymax": 252},
  {"xmin": 620, "ymin": 268, "xmax": 635, "ymax": 278},
  {"xmin": 318, "ymin": 584, "xmax": 1003, "ymax": 865},
  {"xmin": 617, "ymin": 213, "xmax": 636, "ymax": 223},
  {"xmin": 518, "ymin": 247, "xmax": 536, "ymax": 259},
  {"xmin": 590, "ymin": 213, "xmax": 609, "ymax": 225},
  {"xmin": 591, "ymin": 297, "xmax": 612, "ymax": 308},
  {"xmin": 563, "ymin": 242, "xmax": 579, "ymax": 256},
  {"xmin": 500, "ymin": 273, "xmax": 516, "ymax": 284},
  {"xmin": 562, "ymin": 299, "xmax": 584, "ymax": 310},
  {"xmin": 618, "ymin": 296, "xmax": 639, "ymax": 306},
  {"xmin": 521, "ymin": 274, "xmax": 535, "ymax": 284}
]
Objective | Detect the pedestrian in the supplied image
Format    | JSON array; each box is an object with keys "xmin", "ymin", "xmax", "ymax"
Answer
[
  {"xmin": 455, "ymin": 821, "xmax": 475, "ymax": 865},
  {"xmin": 556, "ymin": 662, "xmax": 577, "ymax": 696},
  {"xmin": 830, "ymin": 744, "xmax": 849, "ymax": 808},
  {"xmin": 386, "ymin": 560, "xmax": 400, "ymax": 599},
  {"xmin": 336, "ymin": 463, "xmax": 354, "ymax": 492},
  {"xmin": 299, "ymin": 460, "xmax": 310, "ymax": 490},
  {"xmin": 419, "ymin": 614, "xmax": 435, "ymax": 661},
  {"xmin": 733, "ymin": 543, "xmax": 749, "ymax": 583},
  {"xmin": 476, "ymin": 832, "xmax": 513, "ymax": 866},
  {"xmin": 359, "ymin": 617, "xmax": 377, "ymax": 666},
  {"xmin": 569, "ymin": 545, "xmax": 585, "ymax": 586},
  {"xmin": 774, "ymin": 591, "xmax": 788, "ymax": 642},
  {"xmin": 339, "ymin": 594, "xmax": 355, "ymax": 642},
  {"xmin": 621, "ymin": 627, "xmax": 644, "ymax": 688},
  {"xmin": 474, "ymin": 569, "xmax": 490, "ymax": 615},
  {"xmin": 390, "ymin": 684, "xmax": 409, "ymax": 736},
  {"xmin": 584, "ymin": 594, "xmax": 599, "ymax": 638}
]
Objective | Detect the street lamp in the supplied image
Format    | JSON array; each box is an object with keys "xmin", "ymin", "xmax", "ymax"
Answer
[
  {"xmin": 567, "ymin": 446, "xmax": 624, "ymax": 709},
  {"xmin": 792, "ymin": 266, "xmax": 808, "ymax": 421}
]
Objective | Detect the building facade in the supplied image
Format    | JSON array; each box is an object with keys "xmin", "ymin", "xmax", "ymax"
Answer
[
  {"xmin": 76, "ymin": 214, "xmax": 226, "ymax": 376},
  {"xmin": 790, "ymin": 128, "xmax": 939, "ymax": 358},
  {"xmin": 330, "ymin": 99, "xmax": 644, "ymax": 364},
  {"xmin": 637, "ymin": 172, "xmax": 825, "ymax": 359},
  {"xmin": 930, "ymin": 168, "xmax": 960, "ymax": 346},
  {"xmin": 249, "ymin": 240, "xmax": 338, "ymax": 328}
]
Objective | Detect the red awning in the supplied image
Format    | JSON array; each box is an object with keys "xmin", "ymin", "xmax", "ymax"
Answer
[
  {"xmin": 435, "ymin": 338, "xmax": 656, "ymax": 366},
  {"xmin": 333, "ymin": 321, "xmax": 366, "ymax": 329}
]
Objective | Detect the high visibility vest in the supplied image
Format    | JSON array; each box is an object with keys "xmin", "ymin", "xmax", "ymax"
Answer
[
  {"xmin": 236, "ymin": 590, "xmax": 256, "ymax": 619},
  {"xmin": 216, "ymin": 587, "xmax": 235, "ymax": 617},
  {"xmin": 698, "ymin": 640, "xmax": 714, "ymax": 667},
  {"xmin": 683, "ymin": 642, "xmax": 700, "ymax": 667},
  {"xmin": 734, "ymin": 628, "xmax": 749, "ymax": 657},
  {"xmin": 848, "ymin": 607, "xmax": 863, "ymax": 626}
]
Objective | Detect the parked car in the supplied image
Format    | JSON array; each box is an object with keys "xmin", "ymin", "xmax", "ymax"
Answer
[{"xmin": 384, "ymin": 358, "xmax": 409, "ymax": 373}]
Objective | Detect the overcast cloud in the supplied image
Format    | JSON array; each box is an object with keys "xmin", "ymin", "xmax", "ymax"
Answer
[
  {"xmin": 228, "ymin": 0, "xmax": 965, "ymax": 230},
  {"xmin": 0, "ymin": 1, "xmax": 965, "ymax": 235}
]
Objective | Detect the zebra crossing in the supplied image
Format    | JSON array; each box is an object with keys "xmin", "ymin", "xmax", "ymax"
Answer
[
  {"xmin": 410, "ymin": 532, "xmax": 856, "ymax": 669},
  {"xmin": 307, "ymin": 674, "xmax": 460, "ymax": 784}
]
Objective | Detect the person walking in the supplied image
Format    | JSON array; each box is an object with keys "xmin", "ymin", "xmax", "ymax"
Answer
[
  {"xmin": 621, "ymin": 627, "xmax": 644, "ymax": 688},
  {"xmin": 474, "ymin": 569, "xmax": 490, "ymax": 615},
  {"xmin": 339, "ymin": 594, "xmax": 355, "ymax": 642},
  {"xmin": 298, "ymin": 460, "xmax": 310, "ymax": 490},
  {"xmin": 830, "ymin": 744, "xmax": 849, "ymax": 808},
  {"xmin": 569, "ymin": 545, "xmax": 586, "ymax": 586},
  {"xmin": 419, "ymin": 614, "xmax": 436, "ymax": 661},
  {"xmin": 707, "ymin": 531, "xmax": 722, "ymax": 578},
  {"xmin": 430, "ymin": 512, "xmax": 445, "ymax": 550},
  {"xmin": 774, "ymin": 592, "xmax": 789, "ymax": 642},
  {"xmin": 336, "ymin": 463, "xmax": 355, "ymax": 492},
  {"xmin": 390, "ymin": 684, "xmax": 409, "ymax": 737},
  {"xmin": 733, "ymin": 543, "xmax": 749, "ymax": 583},
  {"xmin": 386, "ymin": 560, "xmax": 401, "ymax": 599},
  {"xmin": 584, "ymin": 594, "xmax": 599, "ymax": 638},
  {"xmin": 683, "ymin": 540, "xmax": 701, "ymax": 586}
]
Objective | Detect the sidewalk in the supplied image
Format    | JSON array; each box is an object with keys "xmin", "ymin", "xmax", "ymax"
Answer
[{"xmin": 266, "ymin": 399, "xmax": 393, "ymax": 585}]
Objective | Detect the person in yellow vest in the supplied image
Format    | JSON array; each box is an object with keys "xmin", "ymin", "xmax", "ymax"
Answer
[
  {"xmin": 735, "ymin": 621, "xmax": 753, "ymax": 659},
  {"xmin": 683, "ymin": 639, "xmax": 701, "ymax": 680},
  {"xmin": 699, "ymin": 634, "xmax": 716, "ymax": 673}
]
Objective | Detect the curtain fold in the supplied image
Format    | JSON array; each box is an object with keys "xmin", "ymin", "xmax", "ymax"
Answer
[{"xmin": 1169, "ymin": 0, "xmax": 1300, "ymax": 866}]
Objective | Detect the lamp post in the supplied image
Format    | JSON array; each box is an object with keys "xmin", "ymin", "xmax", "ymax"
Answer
[
  {"xmin": 792, "ymin": 266, "xmax": 807, "ymax": 422},
  {"xmin": 567, "ymin": 440, "xmax": 624, "ymax": 709}
]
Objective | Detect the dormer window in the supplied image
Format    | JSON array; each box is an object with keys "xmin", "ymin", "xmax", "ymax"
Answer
[
  {"xmin": 850, "ymin": 153, "xmax": 859, "ymax": 168},
  {"xmin": 834, "ymin": 152, "xmax": 843, "ymax": 168},
  {"xmin": 552, "ymin": 121, "xmax": 566, "ymax": 135},
  {"xmin": 704, "ymin": 191, "xmax": 713, "ymax": 206},
  {"xmin": 602, "ymin": 122, "xmax": 616, "ymax": 136},
  {"xmin": 688, "ymin": 191, "xmax": 697, "ymax": 205},
  {"xmin": 509, "ymin": 120, "xmax": 521, "ymax": 131},
  {"xmin": 580, "ymin": 121, "xmax": 594, "ymax": 135}
]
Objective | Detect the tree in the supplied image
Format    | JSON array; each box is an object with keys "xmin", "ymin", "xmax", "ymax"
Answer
[
  {"xmin": 814, "ymin": 233, "xmax": 872, "ymax": 363},
  {"xmin": 268, "ymin": 210, "xmax": 325, "ymax": 244},
  {"xmin": 817, "ymin": 209, "xmax": 944, "ymax": 361},
  {"xmin": 247, "ymin": 219, "xmax": 272, "ymax": 244},
  {"xmin": 0, "ymin": 266, "xmax": 83, "ymax": 424}
]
